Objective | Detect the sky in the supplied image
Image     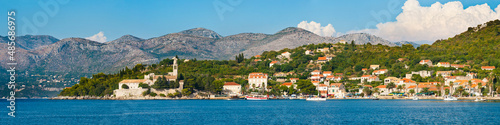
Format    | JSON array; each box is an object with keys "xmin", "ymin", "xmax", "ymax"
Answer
[{"xmin": 2, "ymin": 0, "xmax": 500, "ymax": 44}]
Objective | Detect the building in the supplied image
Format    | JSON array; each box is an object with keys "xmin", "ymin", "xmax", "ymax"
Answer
[
  {"xmin": 436, "ymin": 62, "xmax": 451, "ymax": 67},
  {"xmin": 419, "ymin": 60, "xmax": 433, "ymax": 66},
  {"xmin": 362, "ymin": 68, "xmax": 368, "ymax": 72},
  {"xmin": 305, "ymin": 50, "xmax": 314, "ymax": 55},
  {"xmin": 451, "ymin": 64, "xmax": 470, "ymax": 69},
  {"xmin": 368, "ymin": 76, "xmax": 380, "ymax": 83},
  {"xmin": 274, "ymin": 72, "xmax": 287, "ymax": 77},
  {"xmin": 270, "ymin": 61, "xmax": 279, "ymax": 67},
  {"xmin": 317, "ymin": 84, "xmax": 329, "ymax": 97},
  {"xmin": 311, "ymin": 70, "xmax": 321, "ymax": 75},
  {"xmin": 328, "ymin": 83, "xmax": 345, "ymax": 98},
  {"xmin": 399, "ymin": 78, "xmax": 416, "ymax": 86},
  {"xmin": 254, "ymin": 55, "xmax": 261, "ymax": 58},
  {"xmin": 372, "ymin": 69, "xmax": 388, "ymax": 75},
  {"xmin": 370, "ymin": 65, "xmax": 380, "ymax": 70},
  {"xmin": 281, "ymin": 52, "xmax": 291, "ymax": 59},
  {"xmin": 290, "ymin": 78, "xmax": 299, "ymax": 83},
  {"xmin": 339, "ymin": 40, "xmax": 347, "ymax": 44},
  {"xmin": 436, "ymin": 71, "xmax": 452, "ymax": 77},
  {"xmin": 360, "ymin": 75, "xmax": 372, "ymax": 83},
  {"xmin": 384, "ymin": 77, "xmax": 401, "ymax": 84},
  {"xmin": 311, "ymin": 74, "xmax": 323, "ymax": 82},
  {"xmin": 248, "ymin": 72, "xmax": 268, "ymax": 90},
  {"xmin": 317, "ymin": 57, "xmax": 327, "ymax": 63},
  {"xmin": 223, "ymin": 82, "xmax": 241, "ymax": 95},
  {"xmin": 323, "ymin": 71, "xmax": 332, "ymax": 77},
  {"xmin": 406, "ymin": 70, "xmax": 432, "ymax": 78},
  {"xmin": 481, "ymin": 66, "xmax": 496, "ymax": 70}
]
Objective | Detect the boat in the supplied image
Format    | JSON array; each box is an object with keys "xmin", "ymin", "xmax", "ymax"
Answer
[
  {"xmin": 306, "ymin": 95, "xmax": 326, "ymax": 101},
  {"xmin": 443, "ymin": 95, "xmax": 457, "ymax": 101},
  {"xmin": 474, "ymin": 98, "xmax": 486, "ymax": 102},
  {"xmin": 412, "ymin": 96, "xmax": 419, "ymax": 100},
  {"xmin": 245, "ymin": 95, "xmax": 268, "ymax": 100}
]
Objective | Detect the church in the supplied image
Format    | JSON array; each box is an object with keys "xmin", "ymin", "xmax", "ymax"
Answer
[{"xmin": 114, "ymin": 57, "xmax": 183, "ymax": 97}]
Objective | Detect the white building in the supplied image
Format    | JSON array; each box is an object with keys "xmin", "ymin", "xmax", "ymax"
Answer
[
  {"xmin": 223, "ymin": 82, "xmax": 241, "ymax": 95},
  {"xmin": 328, "ymin": 83, "xmax": 345, "ymax": 98},
  {"xmin": 248, "ymin": 72, "xmax": 268, "ymax": 90},
  {"xmin": 419, "ymin": 60, "xmax": 433, "ymax": 66}
]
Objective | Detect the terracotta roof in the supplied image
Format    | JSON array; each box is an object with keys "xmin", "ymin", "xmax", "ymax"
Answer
[
  {"xmin": 270, "ymin": 61, "xmax": 279, "ymax": 64},
  {"xmin": 318, "ymin": 57, "xmax": 327, "ymax": 60},
  {"xmin": 312, "ymin": 81, "xmax": 320, "ymax": 84},
  {"xmin": 290, "ymin": 78, "xmax": 299, "ymax": 80},
  {"xmin": 282, "ymin": 52, "xmax": 290, "ymax": 54},
  {"xmin": 482, "ymin": 66, "xmax": 496, "ymax": 69},
  {"xmin": 312, "ymin": 70, "xmax": 321, "ymax": 73},
  {"xmin": 254, "ymin": 55, "xmax": 261, "ymax": 58},
  {"xmin": 362, "ymin": 68, "xmax": 367, "ymax": 71},
  {"xmin": 361, "ymin": 75, "xmax": 371, "ymax": 77},
  {"xmin": 120, "ymin": 79, "xmax": 148, "ymax": 83},
  {"xmin": 323, "ymin": 71, "xmax": 332, "ymax": 74},
  {"xmin": 420, "ymin": 60, "xmax": 431, "ymax": 63},
  {"xmin": 438, "ymin": 62, "xmax": 450, "ymax": 65},
  {"xmin": 254, "ymin": 59, "xmax": 261, "ymax": 61},
  {"xmin": 281, "ymin": 82, "xmax": 293, "ymax": 86},
  {"xmin": 401, "ymin": 78, "xmax": 415, "ymax": 83},
  {"xmin": 318, "ymin": 84, "xmax": 328, "ymax": 87},
  {"xmin": 224, "ymin": 82, "xmax": 240, "ymax": 86},
  {"xmin": 330, "ymin": 83, "xmax": 342, "ymax": 86},
  {"xmin": 408, "ymin": 85, "xmax": 416, "ymax": 89},
  {"xmin": 375, "ymin": 85, "xmax": 386, "ymax": 88}
]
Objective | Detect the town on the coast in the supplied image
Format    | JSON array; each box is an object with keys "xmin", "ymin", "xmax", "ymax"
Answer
[{"xmin": 57, "ymin": 38, "xmax": 499, "ymax": 101}]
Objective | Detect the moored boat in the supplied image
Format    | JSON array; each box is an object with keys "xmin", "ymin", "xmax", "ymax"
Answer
[
  {"xmin": 245, "ymin": 95, "xmax": 268, "ymax": 100},
  {"xmin": 444, "ymin": 95, "xmax": 457, "ymax": 101}
]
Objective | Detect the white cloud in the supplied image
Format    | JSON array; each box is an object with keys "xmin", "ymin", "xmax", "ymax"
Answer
[
  {"xmin": 352, "ymin": 0, "xmax": 500, "ymax": 42},
  {"xmin": 297, "ymin": 21, "xmax": 336, "ymax": 37},
  {"xmin": 85, "ymin": 31, "xmax": 107, "ymax": 43}
]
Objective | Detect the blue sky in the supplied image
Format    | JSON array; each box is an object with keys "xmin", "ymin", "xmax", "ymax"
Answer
[{"xmin": 2, "ymin": 0, "xmax": 500, "ymax": 43}]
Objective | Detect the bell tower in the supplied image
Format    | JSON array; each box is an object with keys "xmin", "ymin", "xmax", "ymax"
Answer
[{"xmin": 172, "ymin": 57, "xmax": 178, "ymax": 76}]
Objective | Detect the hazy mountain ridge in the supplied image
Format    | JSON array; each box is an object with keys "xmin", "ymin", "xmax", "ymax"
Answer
[{"xmin": 0, "ymin": 27, "xmax": 406, "ymax": 83}]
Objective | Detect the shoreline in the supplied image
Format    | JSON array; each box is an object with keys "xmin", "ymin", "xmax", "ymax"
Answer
[{"xmin": 48, "ymin": 96, "xmax": 500, "ymax": 100}]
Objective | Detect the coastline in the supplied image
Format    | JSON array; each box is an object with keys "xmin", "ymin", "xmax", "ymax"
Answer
[{"xmin": 49, "ymin": 96, "xmax": 500, "ymax": 100}]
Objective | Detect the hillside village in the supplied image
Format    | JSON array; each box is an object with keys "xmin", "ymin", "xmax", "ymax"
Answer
[{"xmin": 58, "ymin": 20, "xmax": 500, "ymax": 99}]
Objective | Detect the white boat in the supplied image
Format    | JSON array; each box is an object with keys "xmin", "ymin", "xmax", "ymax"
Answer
[
  {"xmin": 306, "ymin": 95, "xmax": 326, "ymax": 101},
  {"xmin": 245, "ymin": 95, "xmax": 268, "ymax": 100},
  {"xmin": 474, "ymin": 98, "xmax": 486, "ymax": 102},
  {"xmin": 443, "ymin": 95, "xmax": 457, "ymax": 101},
  {"xmin": 412, "ymin": 96, "xmax": 419, "ymax": 100}
]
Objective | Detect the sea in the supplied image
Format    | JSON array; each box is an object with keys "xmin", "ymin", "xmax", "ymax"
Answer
[{"xmin": 1, "ymin": 99, "xmax": 500, "ymax": 124}]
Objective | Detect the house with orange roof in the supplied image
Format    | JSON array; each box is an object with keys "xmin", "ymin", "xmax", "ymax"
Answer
[
  {"xmin": 269, "ymin": 61, "xmax": 280, "ymax": 67},
  {"xmin": 311, "ymin": 70, "xmax": 321, "ymax": 75},
  {"xmin": 436, "ymin": 62, "xmax": 451, "ymax": 67},
  {"xmin": 368, "ymin": 76, "xmax": 380, "ymax": 83},
  {"xmin": 317, "ymin": 84, "xmax": 329, "ymax": 97},
  {"xmin": 419, "ymin": 60, "xmax": 433, "ymax": 66},
  {"xmin": 223, "ymin": 82, "xmax": 241, "ymax": 95},
  {"xmin": 323, "ymin": 71, "xmax": 333, "ymax": 77},
  {"xmin": 248, "ymin": 72, "xmax": 268, "ymax": 90},
  {"xmin": 362, "ymin": 68, "xmax": 368, "ymax": 72},
  {"xmin": 254, "ymin": 59, "xmax": 262, "ymax": 62},
  {"xmin": 328, "ymin": 83, "xmax": 345, "ymax": 98},
  {"xmin": 451, "ymin": 64, "xmax": 470, "ymax": 69},
  {"xmin": 398, "ymin": 78, "xmax": 416, "ymax": 86},
  {"xmin": 310, "ymin": 74, "xmax": 323, "ymax": 82},
  {"xmin": 312, "ymin": 81, "xmax": 321, "ymax": 86},
  {"xmin": 317, "ymin": 57, "xmax": 328, "ymax": 63},
  {"xmin": 290, "ymin": 78, "xmax": 299, "ymax": 83},
  {"xmin": 481, "ymin": 66, "xmax": 495, "ymax": 70},
  {"xmin": 254, "ymin": 55, "xmax": 262, "ymax": 58},
  {"xmin": 281, "ymin": 52, "xmax": 291, "ymax": 59},
  {"xmin": 372, "ymin": 69, "xmax": 388, "ymax": 75}
]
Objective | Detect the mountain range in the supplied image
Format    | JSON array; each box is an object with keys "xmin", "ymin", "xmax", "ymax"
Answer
[{"xmin": 0, "ymin": 27, "xmax": 420, "ymax": 83}]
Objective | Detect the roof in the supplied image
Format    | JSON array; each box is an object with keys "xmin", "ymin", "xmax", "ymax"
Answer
[
  {"xmin": 270, "ymin": 61, "xmax": 279, "ymax": 64},
  {"xmin": 254, "ymin": 55, "xmax": 261, "ymax": 58},
  {"xmin": 361, "ymin": 75, "xmax": 372, "ymax": 77},
  {"xmin": 224, "ymin": 82, "xmax": 240, "ymax": 86},
  {"xmin": 318, "ymin": 57, "xmax": 327, "ymax": 60},
  {"xmin": 323, "ymin": 71, "xmax": 332, "ymax": 74},
  {"xmin": 318, "ymin": 84, "xmax": 328, "ymax": 87},
  {"xmin": 401, "ymin": 78, "xmax": 415, "ymax": 83},
  {"xmin": 438, "ymin": 62, "xmax": 450, "ymax": 65},
  {"xmin": 281, "ymin": 82, "xmax": 293, "ymax": 86},
  {"xmin": 290, "ymin": 78, "xmax": 299, "ymax": 80},
  {"xmin": 375, "ymin": 85, "xmax": 386, "ymax": 88},
  {"xmin": 420, "ymin": 60, "xmax": 431, "ymax": 63},
  {"xmin": 254, "ymin": 59, "xmax": 261, "ymax": 61},
  {"xmin": 362, "ymin": 68, "xmax": 368, "ymax": 70},
  {"xmin": 312, "ymin": 81, "xmax": 320, "ymax": 84},
  {"xmin": 370, "ymin": 65, "xmax": 379, "ymax": 67},
  {"xmin": 312, "ymin": 70, "xmax": 321, "ymax": 73},
  {"xmin": 481, "ymin": 66, "xmax": 496, "ymax": 69},
  {"xmin": 120, "ymin": 79, "xmax": 149, "ymax": 83},
  {"xmin": 282, "ymin": 52, "xmax": 290, "ymax": 54},
  {"xmin": 330, "ymin": 83, "xmax": 342, "ymax": 86},
  {"xmin": 408, "ymin": 85, "xmax": 416, "ymax": 89}
]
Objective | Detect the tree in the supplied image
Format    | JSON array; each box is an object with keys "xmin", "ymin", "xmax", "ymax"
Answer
[
  {"xmin": 139, "ymin": 83, "xmax": 150, "ymax": 88},
  {"xmin": 421, "ymin": 87, "xmax": 430, "ymax": 95},
  {"xmin": 409, "ymin": 89, "xmax": 415, "ymax": 96},
  {"xmin": 149, "ymin": 92, "xmax": 157, "ymax": 97},
  {"xmin": 235, "ymin": 53, "xmax": 244, "ymax": 63},
  {"xmin": 387, "ymin": 82, "xmax": 396, "ymax": 93},
  {"xmin": 167, "ymin": 93, "xmax": 175, "ymax": 98},
  {"xmin": 363, "ymin": 87, "xmax": 372, "ymax": 96},
  {"xmin": 160, "ymin": 94, "xmax": 166, "ymax": 97},
  {"xmin": 181, "ymin": 88, "xmax": 192, "ymax": 96},
  {"xmin": 121, "ymin": 84, "xmax": 129, "ymax": 89}
]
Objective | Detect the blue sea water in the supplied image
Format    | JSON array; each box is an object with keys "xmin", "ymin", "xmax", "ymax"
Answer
[{"xmin": 1, "ymin": 99, "xmax": 500, "ymax": 124}]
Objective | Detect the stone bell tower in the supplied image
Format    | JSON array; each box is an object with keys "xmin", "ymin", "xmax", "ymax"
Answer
[{"xmin": 172, "ymin": 57, "xmax": 178, "ymax": 76}]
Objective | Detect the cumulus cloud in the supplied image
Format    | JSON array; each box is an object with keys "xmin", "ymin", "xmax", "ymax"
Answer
[
  {"xmin": 297, "ymin": 21, "xmax": 336, "ymax": 37},
  {"xmin": 85, "ymin": 31, "xmax": 107, "ymax": 43},
  {"xmin": 352, "ymin": 0, "xmax": 500, "ymax": 42}
]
